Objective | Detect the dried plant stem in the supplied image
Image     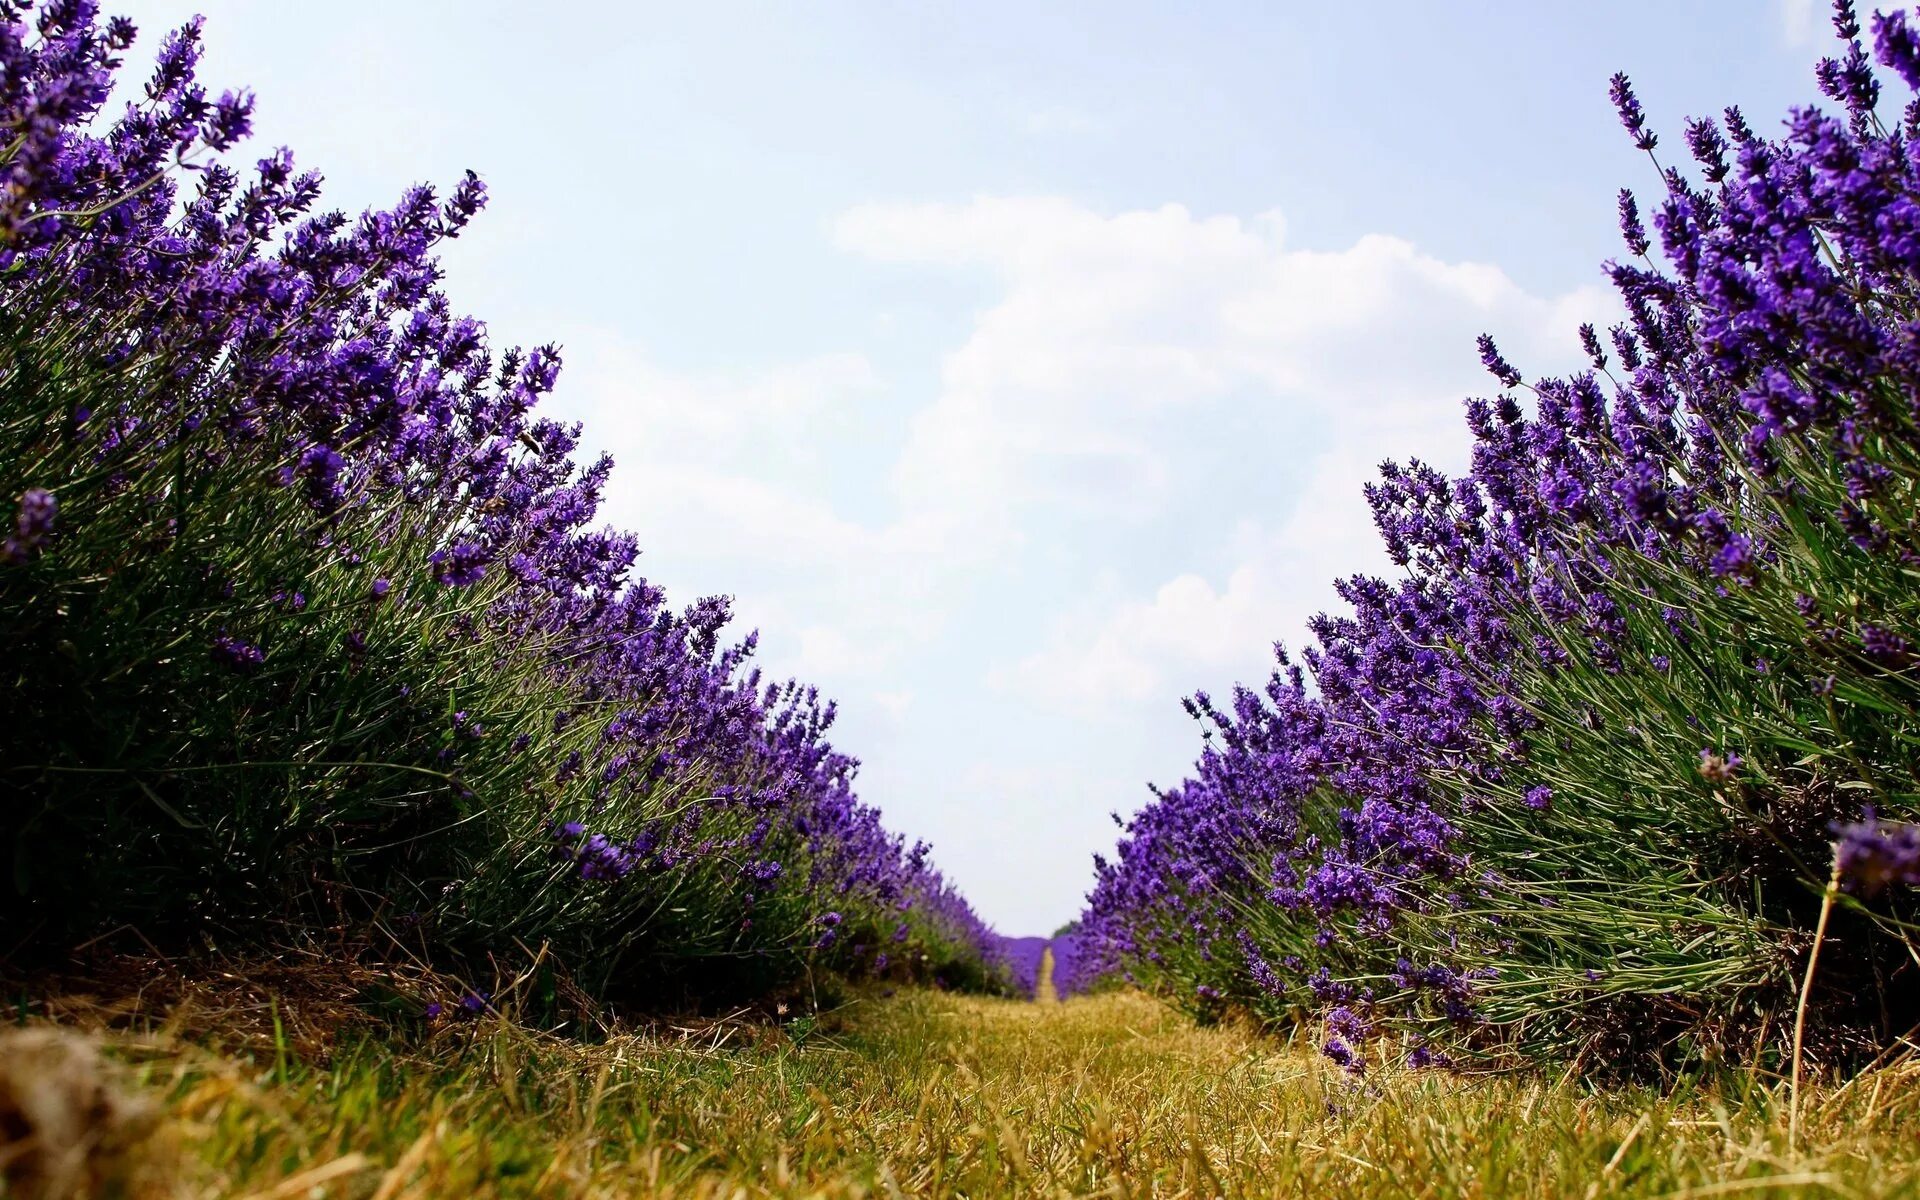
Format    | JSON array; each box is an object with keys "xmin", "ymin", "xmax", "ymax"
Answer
[{"xmin": 1789, "ymin": 860, "xmax": 1842, "ymax": 1150}]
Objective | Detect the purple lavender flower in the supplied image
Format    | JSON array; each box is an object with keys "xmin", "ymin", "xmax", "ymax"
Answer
[
  {"xmin": 210, "ymin": 634, "xmax": 265, "ymax": 674},
  {"xmin": 1407, "ymin": 1043, "xmax": 1449, "ymax": 1069},
  {"xmin": 1609, "ymin": 72, "xmax": 1657, "ymax": 151},
  {"xmin": 1326, "ymin": 1004, "xmax": 1370, "ymax": 1042},
  {"xmin": 429, "ymin": 542, "xmax": 489, "ymax": 587},
  {"xmin": 3, "ymin": 488, "xmax": 56, "ymax": 564},
  {"xmin": 204, "ymin": 89, "xmax": 254, "ymax": 151},
  {"xmin": 1477, "ymin": 333, "xmax": 1523, "ymax": 388},
  {"xmin": 1321, "ymin": 1036, "xmax": 1362, "ymax": 1074},
  {"xmin": 1617, "ymin": 189, "xmax": 1650, "ymax": 257},
  {"xmin": 1876, "ymin": 9, "xmax": 1920, "ymax": 90},
  {"xmin": 1579, "ymin": 323, "xmax": 1607, "ymax": 369},
  {"xmin": 36, "ymin": 0, "xmax": 1920, "ymax": 1065},
  {"xmin": 1684, "ymin": 118, "xmax": 1731, "ymax": 183},
  {"xmin": 1833, "ymin": 816, "xmax": 1920, "ymax": 896},
  {"xmin": 1697, "ymin": 749, "xmax": 1742, "ymax": 785},
  {"xmin": 294, "ymin": 444, "xmax": 345, "ymax": 511},
  {"xmin": 1859, "ymin": 625, "xmax": 1913, "ymax": 669},
  {"xmin": 0, "ymin": 3, "xmax": 1015, "ymax": 1022},
  {"xmin": 1708, "ymin": 534, "xmax": 1757, "ymax": 581},
  {"xmin": 1539, "ymin": 465, "xmax": 1587, "ymax": 516}
]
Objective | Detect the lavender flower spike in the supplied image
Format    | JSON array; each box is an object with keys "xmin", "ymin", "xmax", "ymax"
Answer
[
  {"xmin": 3, "ymin": 488, "xmax": 55, "ymax": 563},
  {"xmin": 1833, "ymin": 816, "xmax": 1920, "ymax": 896}
]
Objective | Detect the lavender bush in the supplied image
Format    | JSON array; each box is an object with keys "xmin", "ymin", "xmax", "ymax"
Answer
[
  {"xmin": 0, "ymin": 4, "xmax": 1001, "ymax": 1006},
  {"xmin": 1045, "ymin": 926, "xmax": 1098, "ymax": 998},
  {"xmin": 1082, "ymin": 3, "xmax": 1920, "ymax": 1076},
  {"xmin": 995, "ymin": 936, "xmax": 1050, "ymax": 997},
  {"xmin": 986, "ymin": 930, "xmax": 1095, "ymax": 999}
]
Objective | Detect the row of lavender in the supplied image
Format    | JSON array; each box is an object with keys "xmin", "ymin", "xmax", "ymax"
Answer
[
  {"xmin": 0, "ymin": 5, "xmax": 1003, "ymax": 1006},
  {"xmin": 1079, "ymin": 4, "xmax": 1920, "ymax": 1076},
  {"xmin": 993, "ymin": 930, "xmax": 1094, "ymax": 999}
]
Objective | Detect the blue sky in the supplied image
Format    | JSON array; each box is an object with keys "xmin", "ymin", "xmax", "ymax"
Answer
[{"xmin": 113, "ymin": 1, "xmax": 1848, "ymax": 933}]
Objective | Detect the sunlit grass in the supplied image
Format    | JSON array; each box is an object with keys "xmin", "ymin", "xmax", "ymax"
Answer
[{"xmin": 37, "ymin": 987, "xmax": 1919, "ymax": 1197}]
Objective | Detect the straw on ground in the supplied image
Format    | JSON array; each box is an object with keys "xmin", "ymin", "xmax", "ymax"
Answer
[{"xmin": 20, "ymin": 987, "xmax": 1919, "ymax": 1198}]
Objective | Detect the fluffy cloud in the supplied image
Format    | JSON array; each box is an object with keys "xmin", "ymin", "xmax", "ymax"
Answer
[
  {"xmin": 554, "ymin": 196, "xmax": 1618, "ymax": 927},
  {"xmin": 1780, "ymin": 0, "xmax": 1822, "ymax": 47},
  {"xmin": 565, "ymin": 195, "xmax": 1615, "ymax": 712},
  {"xmin": 834, "ymin": 197, "xmax": 1615, "ymax": 711},
  {"xmin": 1023, "ymin": 106, "xmax": 1105, "ymax": 137},
  {"xmin": 1001, "ymin": 450, "xmax": 1395, "ymax": 711},
  {"xmin": 543, "ymin": 336, "xmax": 947, "ymax": 680}
]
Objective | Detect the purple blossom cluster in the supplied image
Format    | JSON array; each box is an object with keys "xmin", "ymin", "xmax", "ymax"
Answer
[
  {"xmin": 1045, "ymin": 928, "xmax": 1097, "ymax": 998},
  {"xmin": 3, "ymin": 487, "xmax": 54, "ymax": 563},
  {"xmin": 1079, "ymin": 3, "xmax": 1920, "ymax": 1070},
  {"xmin": 0, "ymin": 6, "xmax": 999, "ymax": 1000},
  {"xmin": 1833, "ymin": 814, "xmax": 1920, "ymax": 896},
  {"xmin": 988, "ymin": 930, "xmax": 1095, "ymax": 999},
  {"xmin": 994, "ymin": 936, "xmax": 1050, "ymax": 997}
]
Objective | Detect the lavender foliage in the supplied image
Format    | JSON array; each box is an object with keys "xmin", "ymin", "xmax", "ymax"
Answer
[
  {"xmin": 1080, "ymin": 6, "xmax": 1920, "ymax": 1073},
  {"xmin": 0, "ymin": 7, "xmax": 1000, "ymax": 1004},
  {"xmin": 989, "ymin": 929, "xmax": 1097, "ymax": 999}
]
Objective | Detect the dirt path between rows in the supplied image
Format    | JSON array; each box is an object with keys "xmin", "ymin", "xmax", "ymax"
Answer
[{"xmin": 1035, "ymin": 944, "xmax": 1059, "ymax": 1004}]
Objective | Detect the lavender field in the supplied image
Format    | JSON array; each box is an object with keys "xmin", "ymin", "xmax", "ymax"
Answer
[
  {"xmin": 1077, "ymin": 13, "xmax": 1920, "ymax": 1081},
  {"xmin": 3, "ymin": 1, "xmax": 1920, "ymax": 1196}
]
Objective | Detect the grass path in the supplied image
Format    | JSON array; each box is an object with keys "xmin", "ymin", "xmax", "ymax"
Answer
[
  {"xmin": 1036, "ymin": 945, "xmax": 1059, "ymax": 1005},
  {"xmin": 15, "ymin": 987, "xmax": 1920, "ymax": 1197}
]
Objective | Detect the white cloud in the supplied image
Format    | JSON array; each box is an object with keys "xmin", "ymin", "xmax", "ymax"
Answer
[
  {"xmin": 1023, "ymin": 106, "xmax": 1104, "ymax": 137},
  {"xmin": 793, "ymin": 624, "xmax": 891, "ymax": 677},
  {"xmin": 563, "ymin": 342, "xmax": 878, "ymax": 464},
  {"xmin": 1002, "ymin": 450, "xmax": 1392, "ymax": 712},
  {"xmin": 557, "ymin": 196, "xmax": 1617, "ymax": 928},
  {"xmin": 567, "ymin": 196, "xmax": 1615, "ymax": 714},
  {"xmin": 545, "ymin": 337, "xmax": 953, "ymax": 684},
  {"xmin": 1781, "ymin": 0, "xmax": 1822, "ymax": 47},
  {"xmin": 832, "ymin": 197, "xmax": 1615, "ymax": 713},
  {"xmin": 872, "ymin": 689, "xmax": 915, "ymax": 723},
  {"xmin": 556, "ymin": 342, "xmax": 886, "ymax": 576}
]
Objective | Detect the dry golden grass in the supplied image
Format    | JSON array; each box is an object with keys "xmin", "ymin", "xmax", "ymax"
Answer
[
  {"xmin": 6, "ymin": 986, "xmax": 1919, "ymax": 1198},
  {"xmin": 1036, "ymin": 946, "xmax": 1060, "ymax": 1007}
]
